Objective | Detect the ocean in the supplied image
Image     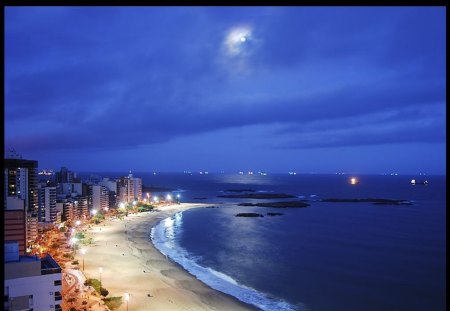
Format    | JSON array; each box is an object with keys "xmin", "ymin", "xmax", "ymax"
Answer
[{"xmin": 87, "ymin": 172, "xmax": 447, "ymax": 311}]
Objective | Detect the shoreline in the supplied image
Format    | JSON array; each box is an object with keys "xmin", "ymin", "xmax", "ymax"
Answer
[{"xmin": 79, "ymin": 203, "xmax": 258, "ymax": 311}]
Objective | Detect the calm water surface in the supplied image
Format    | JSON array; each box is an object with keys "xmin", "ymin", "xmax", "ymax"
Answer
[{"xmin": 85, "ymin": 173, "xmax": 446, "ymax": 311}]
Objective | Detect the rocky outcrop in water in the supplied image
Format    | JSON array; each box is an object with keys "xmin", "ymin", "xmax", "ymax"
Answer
[
  {"xmin": 235, "ymin": 213, "xmax": 264, "ymax": 217},
  {"xmin": 237, "ymin": 201, "xmax": 309, "ymax": 208},
  {"xmin": 219, "ymin": 193, "xmax": 296, "ymax": 199}
]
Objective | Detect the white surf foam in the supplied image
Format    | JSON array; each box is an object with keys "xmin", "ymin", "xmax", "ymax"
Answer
[{"xmin": 150, "ymin": 212, "xmax": 307, "ymax": 311}]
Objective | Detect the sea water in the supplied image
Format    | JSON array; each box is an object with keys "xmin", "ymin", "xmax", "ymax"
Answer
[{"xmin": 88, "ymin": 173, "xmax": 447, "ymax": 311}]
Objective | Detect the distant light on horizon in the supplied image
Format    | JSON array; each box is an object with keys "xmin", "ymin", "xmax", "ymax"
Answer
[{"xmin": 350, "ymin": 177, "xmax": 358, "ymax": 185}]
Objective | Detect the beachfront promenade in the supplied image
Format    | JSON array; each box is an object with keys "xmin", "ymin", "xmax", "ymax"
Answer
[{"xmin": 65, "ymin": 203, "xmax": 256, "ymax": 311}]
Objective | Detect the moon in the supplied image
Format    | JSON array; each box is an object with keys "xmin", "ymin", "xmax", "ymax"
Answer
[{"xmin": 224, "ymin": 26, "xmax": 252, "ymax": 56}]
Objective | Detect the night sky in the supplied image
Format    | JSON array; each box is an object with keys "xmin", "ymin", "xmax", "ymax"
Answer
[{"xmin": 5, "ymin": 6, "xmax": 446, "ymax": 174}]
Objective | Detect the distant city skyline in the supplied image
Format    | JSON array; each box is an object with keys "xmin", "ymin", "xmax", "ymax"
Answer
[{"xmin": 5, "ymin": 6, "xmax": 446, "ymax": 175}]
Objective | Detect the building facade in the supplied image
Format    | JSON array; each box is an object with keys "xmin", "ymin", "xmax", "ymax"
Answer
[
  {"xmin": 73, "ymin": 196, "xmax": 89, "ymax": 219},
  {"xmin": 88, "ymin": 185, "xmax": 109, "ymax": 212},
  {"xmin": 4, "ymin": 242, "xmax": 63, "ymax": 311},
  {"xmin": 54, "ymin": 166, "xmax": 76, "ymax": 184},
  {"xmin": 4, "ymin": 152, "xmax": 39, "ymax": 214},
  {"xmin": 26, "ymin": 214, "xmax": 38, "ymax": 250},
  {"xmin": 37, "ymin": 186, "xmax": 57, "ymax": 223},
  {"xmin": 116, "ymin": 173, "xmax": 142, "ymax": 203},
  {"xmin": 4, "ymin": 209, "xmax": 27, "ymax": 255}
]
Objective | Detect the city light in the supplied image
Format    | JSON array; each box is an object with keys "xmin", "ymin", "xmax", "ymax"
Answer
[
  {"xmin": 177, "ymin": 194, "xmax": 180, "ymax": 198},
  {"xmin": 81, "ymin": 248, "xmax": 86, "ymax": 271},
  {"xmin": 166, "ymin": 194, "xmax": 172, "ymax": 201},
  {"xmin": 133, "ymin": 201, "xmax": 137, "ymax": 206},
  {"xmin": 124, "ymin": 292, "xmax": 130, "ymax": 311},
  {"xmin": 119, "ymin": 202, "xmax": 125, "ymax": 209},
  {"xmin": 92, "ymin": 209, "xmax": 98, "ymax": 216},
  {"xmin": 350, "ymin": 177, "xmax": 358, "ymax": 185},
  {"xmin": 75, "ymin": 220, "xmax": 81, "ymax": 226}
]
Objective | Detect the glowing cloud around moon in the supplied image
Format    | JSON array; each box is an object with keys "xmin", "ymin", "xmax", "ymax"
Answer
[{"xmin": 224, "ymin": 26, "xmax": 252, "ymax": 56}]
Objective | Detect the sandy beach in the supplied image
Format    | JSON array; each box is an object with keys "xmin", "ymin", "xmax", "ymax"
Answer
[{"xmin": 78, "ymin": 203, "xmax": 258, "ymax": 311}]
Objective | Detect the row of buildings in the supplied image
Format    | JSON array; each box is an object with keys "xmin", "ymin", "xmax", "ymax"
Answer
[
  {"xmin": 4, "ymin": 150, "xmax": 143, "ymax": 254},
  {"xmin": 4, "ymin": 150, "xmax": 143, "ymax": 311}
]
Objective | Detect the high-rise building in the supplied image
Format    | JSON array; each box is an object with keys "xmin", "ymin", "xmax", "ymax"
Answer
[
  {"xmin": 99, "ymin": 177, "xmax": 117, "ymax": 193},
  {"xmin": 88, "ymin": 185, "xmax": 109, "ymax": 212},
  {"xmin": 4, "ymin": 151, "xmax": 38, "ymax": 214},
  {"xmin": 116, "ymin": 172, "xmax": 142, "ymax": 203},
  {"xmin": 108, "ymin": 191, "xmax": 117, "ymax": 209},
  {"xmin": 117, "ymin": 175, "xmax": 135, "ymax": 203},
  {"xmin": 133, "ymin": 176, "xmax": 143, "ymax": 201},
  {"xmin": 56, "ymin": 201, "xmax": 75, "ymax": 222},
  {"xmin": 73, "ymin": 196, "xmax": 88, "ymax": 219},
  {"xmin": 59, "ymin": 182, "xmax": 83, "ymax": 197},
  {"xmin": 38, "ymin": 186, "xmax": 57, "ymax": 223},
  {"xmin": 26, "ymin": 214, "xmax": 38, "ymax": 248},
  {"xmin": 4, "ymin": 204, "xmax": 27, "ymax": 255},
  {"xmin": 5, "ymin": 242, "xmax": 63, "ymax": 311},
  {"xmin": 4, "ymin": 151, "xmax": 39, "ymax": 251},
  {"xmin": 54, "ymin": 166, "xmax": 76, "ymax": 184}
]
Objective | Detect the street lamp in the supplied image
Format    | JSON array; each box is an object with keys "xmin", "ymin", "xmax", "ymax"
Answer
[
  {"xmin": 99, "ymin": 267, "xmax": 103, "ymax": 290},
  {"xmin": 80, "ymin": 248, "xmax": 86, "ymax": 271},
  {"xmin": 75, "ymin": 220, "xmax": 81, "ymax": 226},
  {"xmin": 91, "ymin": 209, "xmax": 98, "ymax": 217},
  {"xmin": 166, "ymin": 194, "xmax": 172, "ymax": 202},
  {"xmin": 70, "ymin": 237, "xmax": 78, "ymax": 253},
  {"xmin": 124, "ymin": 292, "xmax": 129, "ymax": 311}
]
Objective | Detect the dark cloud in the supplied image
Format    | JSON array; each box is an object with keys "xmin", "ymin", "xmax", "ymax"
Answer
[{"xmin": 4, "ymin": 7, "xmax": 446, "ymax": 173}]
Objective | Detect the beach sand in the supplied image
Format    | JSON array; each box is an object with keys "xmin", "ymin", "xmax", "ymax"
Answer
[{"xmin": 79, "ymin": 203, "xmax": 258, "ymax": 311}]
